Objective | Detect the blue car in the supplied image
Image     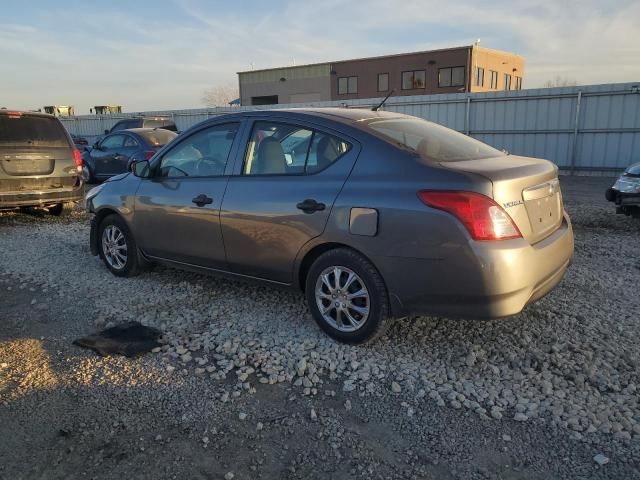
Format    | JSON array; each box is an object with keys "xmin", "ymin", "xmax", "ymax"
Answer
[{"xmin": 81, "ymin": 128, "xmax": 177, "ymax": 183}]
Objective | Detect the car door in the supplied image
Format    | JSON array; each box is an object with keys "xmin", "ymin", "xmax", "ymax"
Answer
[
  {"xmin": 113, "ymin": 134, "xmax": 141, "ymax": 174},
  {"xmin": 93, "ymin": 134, "xmax": 125, "ymax": 177},
  {"xmin": 220, "ymin": 118, "xmax": 360, "ymax": 284},
  {"xmin": 132, "ymin": 121, "xmax": 243, "ymax": 270}
]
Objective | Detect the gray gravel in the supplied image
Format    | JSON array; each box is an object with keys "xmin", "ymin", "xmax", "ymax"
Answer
[{"xmin": 1, "ymin": 176, "xmax": 639, "ymax": 479}]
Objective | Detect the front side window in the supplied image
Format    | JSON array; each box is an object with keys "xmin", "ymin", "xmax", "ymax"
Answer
[
  {"xmin": 439, "ymin": 66, "xmax": 465, "ymax": 87},
  {"xmin": 490, "ymin": 70, "xmax": 498, "ymax": 89},
  {"xmin": 368, "ymin": 118, "xmax": 504, "ymax": 162},
  {"xmin": 243, "ymin": 121, "xmax": 350, "ymax": 175},
  {"xmin": 377, "ymin": 73, "xmax": 389, "ymax": 92},
  {"xmin": 401, "ymin": 70, "xmax": 426, "ymax": 90},
  {"xmin": 158, "ymin": 123, "xmax": 238, "ymax": 178},
  {"xmin": 504, "ymin": 74, "xmax": 512, "ymax": 90},
  {"xmin": 100, "ymin": 134, "xmax": 125, "ymax": 150}
]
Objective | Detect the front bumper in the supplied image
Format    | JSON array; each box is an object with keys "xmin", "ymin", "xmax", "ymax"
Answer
[
  {"xmin": 378, "ymin": 212, "xmax": 575, "ymax": 319},
  {"xmin": 0, "ymin": 182, "xmax": 84, "ymax": 209}
]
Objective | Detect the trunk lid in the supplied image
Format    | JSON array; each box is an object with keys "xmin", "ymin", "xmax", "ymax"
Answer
[
  {"xmin": 441, "ymin": 155, "xmax": 563, "ymax": 244},
  {"xmin": 1, "ymin": 148, "xmax": 75, "ymax": 176}
]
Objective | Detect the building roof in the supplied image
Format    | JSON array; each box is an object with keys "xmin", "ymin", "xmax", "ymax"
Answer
[{"xmin": 237, "ymin": 45, "xmax": 524, "ymax": 76}]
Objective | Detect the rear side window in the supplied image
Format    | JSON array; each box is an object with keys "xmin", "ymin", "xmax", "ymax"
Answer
[
  {"xmin": 243, "ymin": 121, "xmax": 350, "ymax": 175},
  {"xmin": 367, "ymin": 118, "xmax": 504, "ymax": 162},
  {"xmin": 0, "ymin": 114, "xmax": 69, "ymax": 148}
]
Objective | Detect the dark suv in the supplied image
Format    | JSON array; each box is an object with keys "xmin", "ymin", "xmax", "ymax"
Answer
[
  {"xmin": 0, "ymin": 110, "xmax": 84, "ymax": 214},
  {"xmin": 105, "ymin": 117, "xmax": 178, "ymax": 135}
]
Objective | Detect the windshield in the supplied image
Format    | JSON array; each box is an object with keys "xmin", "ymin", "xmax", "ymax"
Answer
[
  {"xmin": 367, "ymin": 118, "xmax": 505, "ymax": 162},
  {"xmin": 138, "ymin": 129, "xmax": 177, "ymax": 147},
  {"xmin": 0, "ymin": 114, "xmax": 70, "ymax": 148}
]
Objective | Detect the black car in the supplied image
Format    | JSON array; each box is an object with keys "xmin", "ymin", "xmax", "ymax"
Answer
[
  {"xmin": 81, "ymin": 128, "xmax": 177, "ymax": 183},
  {"xmin": 605, "ymin": 162, "xmax": 640, "ymax": 218},
  {"xmin": 105, "ymin": 116, "xmax": 177, "ymax": 136}
]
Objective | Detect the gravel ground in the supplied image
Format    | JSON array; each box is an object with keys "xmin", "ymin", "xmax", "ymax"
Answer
[{"xmin": 1, "ymin": 176, "xmax": 639, "ymax": 480}]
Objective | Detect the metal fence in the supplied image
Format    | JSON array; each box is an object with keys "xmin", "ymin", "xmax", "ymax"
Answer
[{"xmin": 60, "ymin": 82, "xmax": 640, "ymax": 174}]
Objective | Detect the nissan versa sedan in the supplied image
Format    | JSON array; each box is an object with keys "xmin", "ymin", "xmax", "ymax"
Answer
[{"xmin": 86, "ymin": 108, "xmax": 574, "ymax": 343}]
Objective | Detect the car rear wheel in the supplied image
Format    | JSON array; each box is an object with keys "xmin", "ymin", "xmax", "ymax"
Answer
[
  {"xmin": 48, "ymin": 202, "xmax": 74, "ymax": 217},
  {"xmin": 82, "ymin": 165, "xmax": 94, "ymax": 183},
  {"xmin": 305, "ymin": 248, "xmax": 390, "ymax": 344},
  {"xmin": 98, "ymin": 214, "xmax": 140, "ymax": 277}
]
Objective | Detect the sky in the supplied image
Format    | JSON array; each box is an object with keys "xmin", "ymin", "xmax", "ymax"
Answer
[{"xmin": 1, "ymin": 0, "xmax": 639, "ymax": 114}]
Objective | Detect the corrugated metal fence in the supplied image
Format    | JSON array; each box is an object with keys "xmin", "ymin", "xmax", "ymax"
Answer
[{"xmin": 60, "ymin": 82, "xmax": 640, "ymax": 174}]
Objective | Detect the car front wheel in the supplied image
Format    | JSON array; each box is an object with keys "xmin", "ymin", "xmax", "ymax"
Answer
[
  {"xmin": 98, "ymin": 214, "xmax": 140, "ymax": 277},
  {"xmin": 305, "ymin": 248, "xmax": 390, "ymax": 344}
]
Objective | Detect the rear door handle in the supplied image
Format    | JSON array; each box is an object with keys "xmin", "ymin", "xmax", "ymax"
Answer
[
  {"xmin": 296, "ymin": 199, "xmax": 325, "ymax": 213},
  {"xmin": 192, "ymin": 194, "xmax": 213, "ymax": 207}
]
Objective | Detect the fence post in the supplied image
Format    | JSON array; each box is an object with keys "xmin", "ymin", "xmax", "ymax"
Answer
[
  {"xmin": 464, "ymin": 95, "xmax": 471, "ymax": 135},
  {"xmin": 570, "ymin": 90, "xmax": 582, "ymax": 175}
]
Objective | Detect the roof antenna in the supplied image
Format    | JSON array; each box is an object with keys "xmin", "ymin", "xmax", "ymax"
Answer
[{"xmin": 372, "ymin": 89, "xmax": 395, "ymax": 111}]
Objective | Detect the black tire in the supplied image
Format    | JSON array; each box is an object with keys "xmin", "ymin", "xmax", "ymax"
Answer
[
  {"xmin": 305, "ymin": 248, "xmax": 391, "ymax": 344},
  {"xmin": 82, "ymin": 164, "xmax": 95, "ymax": 184},
  {"xmin": 98, "ymin": 214, "xmax": 140, "ymax": 277},
  {"xmin": 48, "ymin": 202, "xmax": 74, "ymax": 217}
]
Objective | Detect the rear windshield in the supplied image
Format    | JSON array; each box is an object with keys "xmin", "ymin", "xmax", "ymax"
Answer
[
  {"xmin": 144, "ymin": 119, "xmax": 175, "ymax": 129},
  {"xmin": 0, "ymin": 114, "xmax": 70, "ymax": 148},
  {"xmin": 138, "ymin": 129, "xmax": 177, "ymax": 147},
  {"xmin": 367, "ymin": 118, "xmax": 504, "ymax": 162}
]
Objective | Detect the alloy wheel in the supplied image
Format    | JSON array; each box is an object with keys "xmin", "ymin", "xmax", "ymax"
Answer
[
  {"xmin": 314, "ymin": 266, "xmax": 370, "ymax": 332},
  {"xmin": 101, "ymin": 225, "xmax": 128, "ymax": 270}
]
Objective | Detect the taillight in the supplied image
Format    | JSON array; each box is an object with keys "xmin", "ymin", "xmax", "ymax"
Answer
[
  {"xmin": 418, "ymin": 191, "xmax": 522, "ymax": 241},
  {"xmin": 73, "ymin": 149, "xmax": 83, "ymax": 174},
  {"xmin": 144, "ymin": 150, "xmax": 155, "ymax": 160}
]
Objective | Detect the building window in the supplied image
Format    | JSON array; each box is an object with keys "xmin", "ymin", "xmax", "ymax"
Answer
[
  {"xmin": 438, "ymin": 66, "xmax": 465, "ymax": 87},
  {"xmin": 489, "ymin": 70, "xmax": 498, "ymax": 89},
  {"xmin": 474, "ymin": 67, "xmax": 484, "ymax": 87},
  {"xmin": 377, "ymin": 73, "xmax": 389, "ymax": 92},
  {"xmin": 338, "ymin": 76, "xmax": 358, "ymax": 95},
  {"xmin": 504, "ymin": 73, "xmax": 512, "ymax": 90},
  {"xmin": 515, "ymin": 76, "xmax": 523, "ymax": 90},
  {"xmin": 401, "ymin": 70, "xmax": 426, "ymax": 90},
  {"xmin": 348, "ymin": 76, "xmax": 358, "ymax": 94},
  {"xmin": 338, "ymin": 77, "xmax": 348, "ymax": 95}
]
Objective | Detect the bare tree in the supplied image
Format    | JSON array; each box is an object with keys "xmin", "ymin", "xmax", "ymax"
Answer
[
  {"xmin": 201, "ymin": 84, "xmax": 239, "ymax": 107},
  {"xmin": 544, "ymin": 76, "xmax": 577, "ymax": 88}
]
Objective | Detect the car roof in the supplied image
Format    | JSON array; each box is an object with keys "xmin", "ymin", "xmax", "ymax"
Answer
[
  {"xmin": 241, "ymin": 107, "xmax": 408, "ymax": 125},
  {"xmin": 120, "ymin": 128, "xmax": 175, "ymax": 134}
]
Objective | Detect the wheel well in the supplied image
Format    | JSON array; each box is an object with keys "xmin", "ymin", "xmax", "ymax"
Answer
[
  {"xmin": 94, "ymin": 207, "xmax": 120, "ymax": 227},
  {"xmin": 298, "ymin": 242, "xmax": 369, "ymax": 291},
  {"xmin": 91, "ymin": 208, "xmax": 123, "ymax": 253}
]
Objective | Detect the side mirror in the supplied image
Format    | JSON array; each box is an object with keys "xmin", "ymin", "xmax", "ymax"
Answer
[
  {"xmin": 131, "ymin": 160, "xmax": 151, "ymax": 178},
  {"xmin": 104, "ymin": 129, "xmax": 109, "ymax": 135}
]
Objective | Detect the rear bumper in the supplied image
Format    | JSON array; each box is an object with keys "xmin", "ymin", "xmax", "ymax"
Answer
[
  {"xmin": 0, "ymin": 182, "xmax": 84, "ymax": 208},
  {"xmin": 378, "ymin": 212, "xmax": 575, "ymax": 319}
]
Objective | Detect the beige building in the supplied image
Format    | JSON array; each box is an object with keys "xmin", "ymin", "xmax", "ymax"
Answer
[{"xmin": 238, "ymin": 45, "xmax": 525, "ymax": 106}]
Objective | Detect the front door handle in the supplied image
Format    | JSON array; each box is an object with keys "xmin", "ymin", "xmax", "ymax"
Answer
[
  {"xmin": 192, "ymin": 194, "xmax": 213, "ymax": 207},
  {"xmin": 296, "ymin": 198, "xmax": 326, "ymax": 213}
]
